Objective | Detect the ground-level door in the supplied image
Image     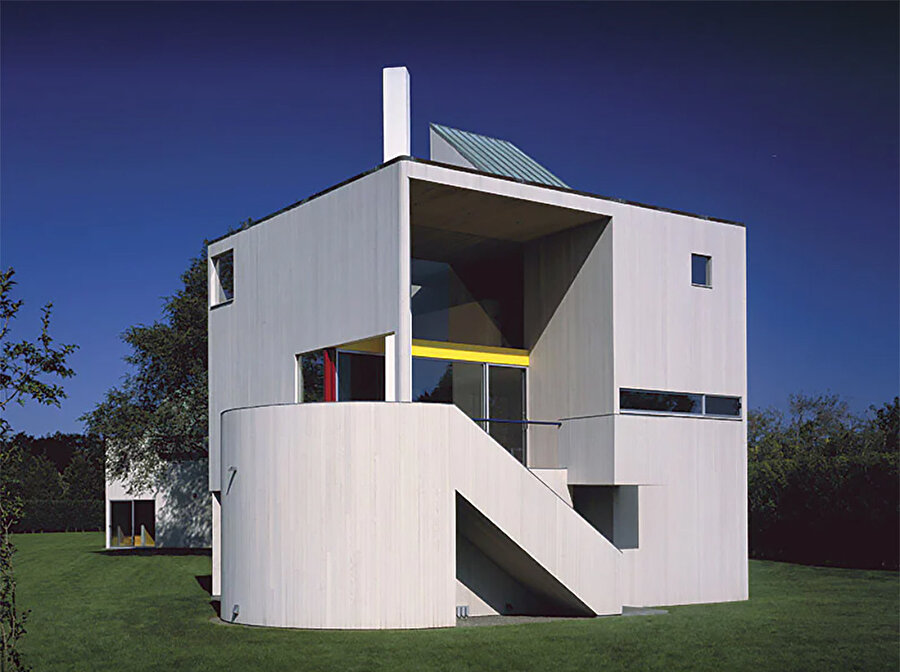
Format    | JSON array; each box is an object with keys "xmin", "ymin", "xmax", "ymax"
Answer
[{"xmin": 110, "ymin": 500, "xmax": 156, "ymax": 548}]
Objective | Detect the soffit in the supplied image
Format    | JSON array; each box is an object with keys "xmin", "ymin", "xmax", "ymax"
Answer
[{"xmin": 410, "ymin": 178, "xmax": 601, "ymax": 246}]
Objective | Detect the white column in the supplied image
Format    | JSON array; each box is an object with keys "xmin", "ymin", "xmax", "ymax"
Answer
[
  {"xmin": 211, "ymin": 492, "xmax": 221, "ymax": 596},
  {"xmin": 385, "ymin": 160, "xmax": 412, "ymax": 403},
  {"xmin": 383, "ymin": 66, "xmax": 410, "ymax": 162},
  {"xmin": 384, "ymin": 334, "xmax": 396, "ymax": 401},
  {"xmin": 104, "ymin": 494, "xmax": 111, "ymax": 549},
  {"xmin": 396, "ymin": 162, "xmax": 412, "ymax": 401}
]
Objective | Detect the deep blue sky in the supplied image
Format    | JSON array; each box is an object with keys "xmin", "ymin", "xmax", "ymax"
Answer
[{"xmin": 2, "ymin": 2, "xmax": 897, "ymax": 436}]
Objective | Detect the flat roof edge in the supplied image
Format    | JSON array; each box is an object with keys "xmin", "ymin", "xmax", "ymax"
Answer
[
  {"xmin": 414, "ymin": 158, "xmax": 744, "ymax": 227},
  {"xmin": 207, "ymin": 155, "xmax": 410, "ymax": 247},
  {"xmin": 208, "ymin": 156, "xmax": 744, "ymax": 246}
]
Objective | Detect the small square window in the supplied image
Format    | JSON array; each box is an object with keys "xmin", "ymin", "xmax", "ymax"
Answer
[
  {"xmin": 210, "ymin": 250, "xmax": 234, "ymax": 306},
  {"xmin": 691, "ymin": 254, "xmax": 711, "ymax": 287}
]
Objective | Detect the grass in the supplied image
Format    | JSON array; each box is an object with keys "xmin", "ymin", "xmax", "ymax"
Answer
[{"xmin": 12, "ymin": 532, "xmax": 899, "ymax": 671}]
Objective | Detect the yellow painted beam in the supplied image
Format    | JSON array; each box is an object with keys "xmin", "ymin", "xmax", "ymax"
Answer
[
  {"xmin": 336, "ymin": 336, "xmax": 386, "ymax": 354},
  {"xmin": 411, "ymin": 339, "xmax": 529, "ymax": 367}
]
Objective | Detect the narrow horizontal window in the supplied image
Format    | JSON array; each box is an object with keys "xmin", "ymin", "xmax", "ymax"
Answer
[
  {"xmin": 704, "ymin": 395, "xmax": 742, "ymax": 417},
  {"xmin": 620, "ymin": 388, "xmax": 742, "ymax": 418},
  {"xmin": 620, "ymin": 389, "xmax": 702, "ymax": 414}
]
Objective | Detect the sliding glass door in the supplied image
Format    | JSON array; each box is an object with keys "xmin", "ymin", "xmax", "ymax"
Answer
[
  {"xmin": 488, "ymin": 365, "xmax": 526, "ymax": 464},
  {"xmin": 412, "ymin": 358, "xmax": 484, "ymax": 424},
  {"xmin": 110, "ymin": 501, "xmax": 133, "ymax": 548},
  {"xmin": 412, "ymin": 357, "xmax": 526, "ymax": 463},
  {"xmin": 110, "ymin": 500, "xmax": 156, "ymax": 548}
]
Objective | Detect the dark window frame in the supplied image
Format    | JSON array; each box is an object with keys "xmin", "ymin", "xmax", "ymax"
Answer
[
  {"xmin": 620, "ymin": 388, "xmax": 742, "ymax": 419},
  {"xmin": 691, "ymin": 253, "xmax": 712, "ymax": 288},
  {"xmin": 210, "ymin": 250, "xmax": 235, "ymax": 306},
  {"xmin": 703, "ymin": 394, "xmax": 742, "ymax": 417},
  {"xmin": 620, "ymin": 388, "xmax": 703, "ymax": 415},
  {"xmin": 412, "ymin": 355, "xmax": 528, "ymax": 463}
]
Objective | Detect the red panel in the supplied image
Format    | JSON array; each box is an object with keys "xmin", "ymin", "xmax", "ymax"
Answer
[{"xmin": 324, "ymin": 349, "xmax": 336, "ymax": 402}]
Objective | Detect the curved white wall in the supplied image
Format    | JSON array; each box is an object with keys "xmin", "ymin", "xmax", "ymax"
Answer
[
  {"xmin": 220, "ymin": 402, "xmax": 621, "ymax": 630},
  {"xmin": 221, "ymin": 403, "xmax": 454, "ymax": 629}
]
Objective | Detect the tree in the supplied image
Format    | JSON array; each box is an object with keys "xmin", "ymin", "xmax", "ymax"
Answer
[
  {"xmin": 16, "ymin": 455, "xmax": 62, "ymax": 502},
  {"xmin": 748, "ymin": 393, "xmax": 899, "ymax": 569},
  {"xmin": 61, "ymin": 450, "xmax": 104, "ymax": 503},
  {"xmin": 0, "ymin": 267, "xmax": 77, "ymax": 672},
  {"xmin": 82, "ymin": 251, "xmax": 208, "ymax": 492},
  {"xmin": 5, "ymin": 431, "xmax": 101, "ymax": 474}
]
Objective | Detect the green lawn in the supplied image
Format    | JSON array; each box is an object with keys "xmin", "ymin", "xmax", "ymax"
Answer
[{"xmin": 12, "ymin": 533, "xmax": 899, "ymax": 671}]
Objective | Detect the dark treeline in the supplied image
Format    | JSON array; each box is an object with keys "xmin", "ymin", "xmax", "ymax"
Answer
[
  {"xmin": 2, "ymin": 433, "xmax": 104, "ymax": 532},
  {"xmin": 748, "ymin": 394, "xmax": 898, "ymax": 570},
  {"xmin": 6, "ymin": 394, "xmax": 899, "ymax": 569}
]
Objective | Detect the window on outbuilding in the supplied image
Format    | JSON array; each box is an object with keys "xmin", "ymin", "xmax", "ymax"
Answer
[
  {"xmin": 210, "ymin": 250, "xmax": 234, "ymax": 306},
  {"xmin": 691, "ymin": 253, "xmax": 711, "ymax": 287}
]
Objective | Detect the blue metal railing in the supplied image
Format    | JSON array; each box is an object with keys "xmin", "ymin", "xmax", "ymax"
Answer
[{"xmin": 470, "ymin": 418, "xmax": 562, "ymax": 427}]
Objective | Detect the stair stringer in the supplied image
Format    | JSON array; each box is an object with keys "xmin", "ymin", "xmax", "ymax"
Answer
[{"xmin": 446, "ymin": 407, "xmax": 622, "ymax": 616}]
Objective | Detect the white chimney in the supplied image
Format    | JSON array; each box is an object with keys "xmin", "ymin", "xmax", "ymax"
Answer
[{"xmin": 382, "ymin": 66, "xmax": 410, "ymax": 162}]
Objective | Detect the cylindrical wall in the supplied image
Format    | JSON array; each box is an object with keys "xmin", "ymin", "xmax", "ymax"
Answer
[{"xmin": 220, "ymin": 402, "xmax": 456, "ymax": 629}]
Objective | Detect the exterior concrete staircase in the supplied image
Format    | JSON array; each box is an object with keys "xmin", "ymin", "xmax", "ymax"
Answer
[{"xmin": 446, "ymin": 408, "xmax": 622, "ymax": 617}]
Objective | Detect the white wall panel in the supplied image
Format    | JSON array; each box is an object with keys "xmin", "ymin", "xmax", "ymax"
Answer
[
  {"xmin": 208, "ymin": 163, "xmax": 405, "ymax": 492},
  {"xmin": 220, "ymin": 402, "xmax": 622, "ymax": 629},
  {"xmin": 612, "ymin": 209, "xmax": 746, "ymax": 401}
]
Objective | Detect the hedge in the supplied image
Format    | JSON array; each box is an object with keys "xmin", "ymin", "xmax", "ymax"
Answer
[{"xmin": 14, "ymin": 499, "xmax": 104, "ymax": 533}]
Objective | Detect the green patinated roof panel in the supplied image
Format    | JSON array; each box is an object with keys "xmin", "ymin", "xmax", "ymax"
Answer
[{"xmin": 431, "ymin": 123, "xmax": 569, "ymax": 188}]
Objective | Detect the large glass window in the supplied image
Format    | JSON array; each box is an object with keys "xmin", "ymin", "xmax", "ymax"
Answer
[
  {"xmin": 297, "ymin": 350, "xmax": 325, "ymax": 402},
  {"xmin": 413, "ymin": 358, "xmax": 483, "ymax": 422},
  {"xmin": 110, "ymin": 500, "xmax": 155, "ymax": 548},
  {"xmin": 488, "ymin": 366, "xmax": 526, "ymax": 464},
  {"xmin": 337, "ymin": 351, "xmax": 385, "ymax": 401},
  {"xmin": 133, "ymin": 501, "xmax": 156, "ymax": 547},
  {"xmin": 411, "ymin": 256, "xmax": 523, "ymax": 348},
  {"xmin": 413, "ymin": 356, "xmax": 526, "ymax": 462},
  {"xmin": 110, "ymin": 501, "xmax": 132, "ymax": 548},
  {"xmin": 297, "ymin": 349, "xmax": 336, "ymax": 402}
]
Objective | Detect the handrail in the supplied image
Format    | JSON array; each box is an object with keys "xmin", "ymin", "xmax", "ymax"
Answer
[{"xmin": 470, "ymin": 418, "xmax": 562, "ymax": 427}]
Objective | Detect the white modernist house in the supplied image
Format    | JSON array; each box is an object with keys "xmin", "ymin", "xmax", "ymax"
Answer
[{"xmin": 207, "ymin": 67, "xmax": 748, "ymax": 629}]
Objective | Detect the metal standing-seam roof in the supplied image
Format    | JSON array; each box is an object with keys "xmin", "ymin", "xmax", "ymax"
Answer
[{"xmin": 430, "ymin": 123, "xmax": 569, "ymax": 188}]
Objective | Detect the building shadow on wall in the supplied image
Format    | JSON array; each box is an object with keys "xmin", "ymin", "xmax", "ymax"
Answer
[
  {"xmin": 456, "ymin": 494, "xmax": 593, "ymax": 617},
  {"xmin": 523, "ymin": 218, "xmax": 608, "ymax": 348},
  {"xmin": 156, "ymin": 459, "xmax": 213, "ymax": 548}
]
